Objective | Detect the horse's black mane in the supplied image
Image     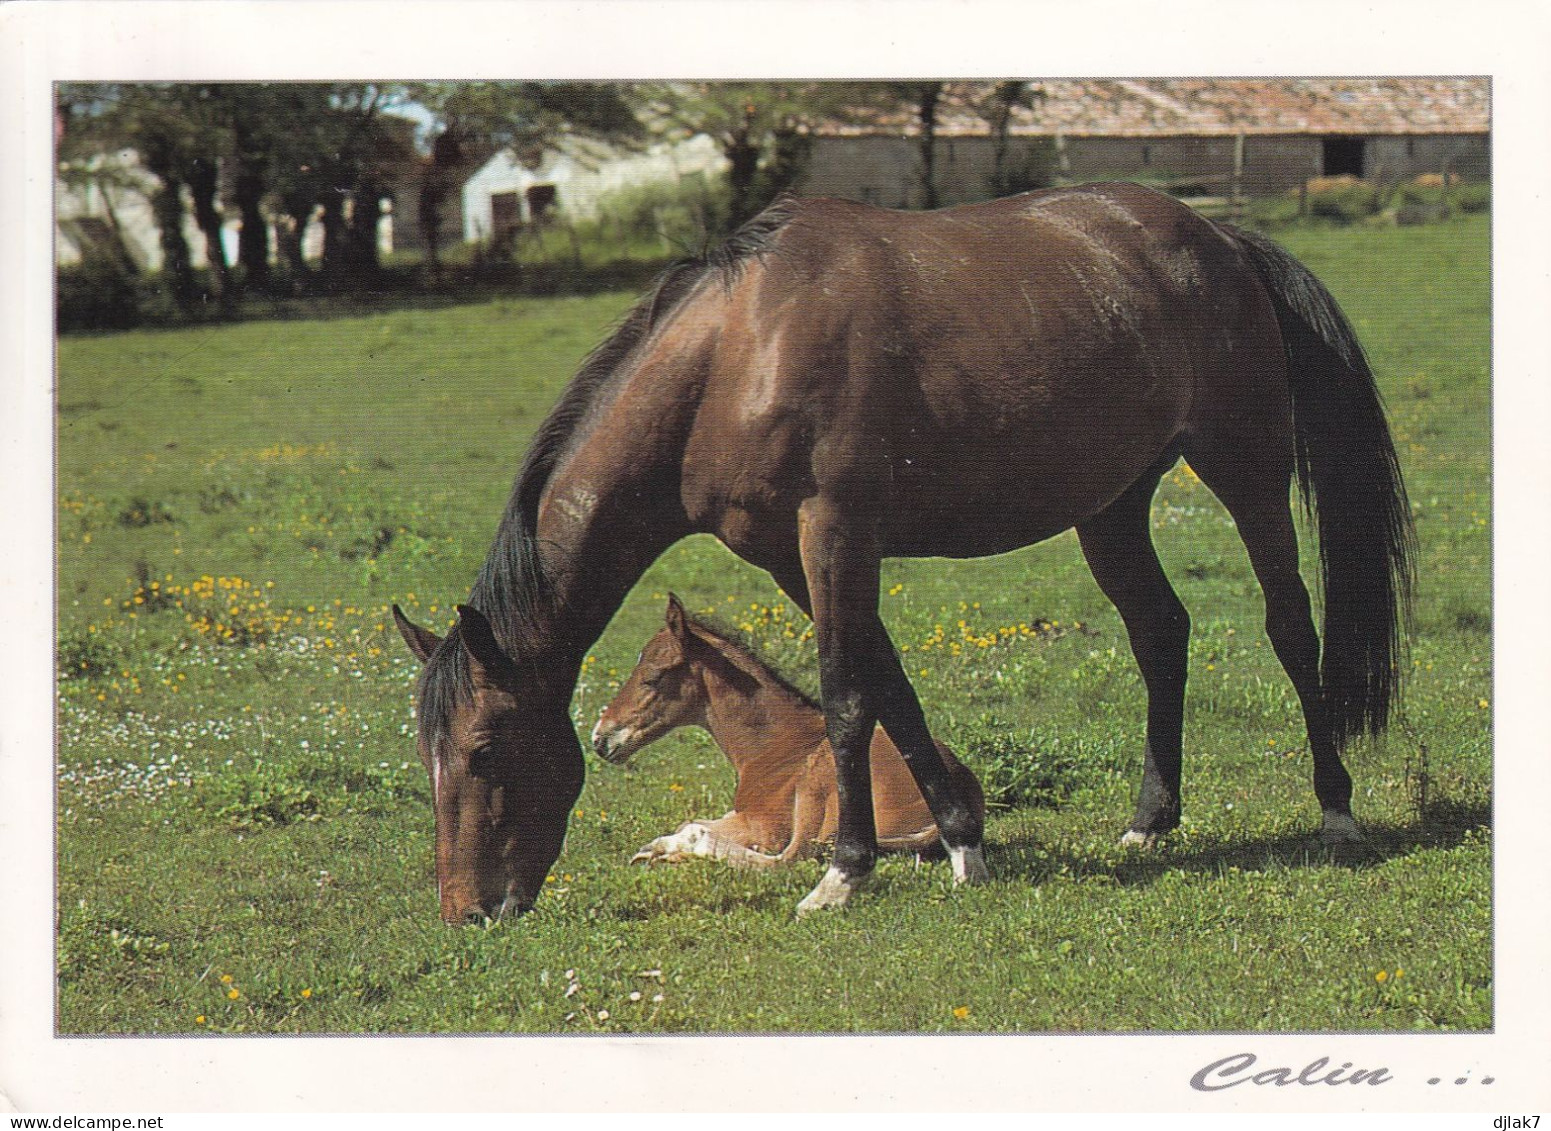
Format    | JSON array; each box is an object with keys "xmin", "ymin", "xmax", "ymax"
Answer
[{"xmin": 419, "ymin": 197, "xmax": 800, "ymax": 744}]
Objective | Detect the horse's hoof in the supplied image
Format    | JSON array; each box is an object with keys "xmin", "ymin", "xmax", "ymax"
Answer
[
  {"xmin": 795, "ymin": 866, "xmax": 866, "ymax": 918},
  {"xmin": 1320, "ymin": 810, "xmax": 1364, "ymax": 845},
  {"xmin": 949, "ymin": 844, "xmax": 990, "ymax": 886},
  {"xmin": 1120, "ymin": 829, "xmax": 1159, "ymax": 849}
]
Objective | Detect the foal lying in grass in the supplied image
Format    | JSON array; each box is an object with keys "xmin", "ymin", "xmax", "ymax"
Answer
[{"xmin": 592, "ymin": 595, "xmax": 986, "ymax": 867}]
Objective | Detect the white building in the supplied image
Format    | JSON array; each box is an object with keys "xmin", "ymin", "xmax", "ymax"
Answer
[{"xmin": 461, "ymin": 133, "xmax": 726, "ymax": 245}]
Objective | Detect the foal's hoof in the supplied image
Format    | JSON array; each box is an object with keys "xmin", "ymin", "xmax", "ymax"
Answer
[
  {"xmin": 631, "ymin": 823, "xmax": 710, "ymax": 864},
  {"xmin": 1119, "ymin": 828, "xmax": 1161, "ymax": 849},
  {"xmin": 795, "ymin": 866, "xmax": 868, "ymax": 918},
  {"xmin": 1319, "ymin": 810, "xmax": 1364, "ymax": 845},
  {"xmin": 949, "ymin": 844, "xmax": 990, "ymax": 886}
]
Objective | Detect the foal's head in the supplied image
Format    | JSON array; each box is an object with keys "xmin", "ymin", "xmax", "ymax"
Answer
[
  {"xmin": 393, "ymin": 603, "xmax": 583, "ymax": 926},
  {"xmin": 592, "ymin": 594, "xmax": 712, "ymax": 764}
]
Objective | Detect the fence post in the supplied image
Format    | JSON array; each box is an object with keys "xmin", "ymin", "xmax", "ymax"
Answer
[{"xmin": 1232, "ymin": 132, "xmax": 1246, "ymax": 223}]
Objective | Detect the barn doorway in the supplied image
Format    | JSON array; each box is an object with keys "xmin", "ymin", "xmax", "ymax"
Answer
[
  {"xmin": 526, "ymin": 184, "xmax": 558, "ymax": 225},
  {"xmin": 1322, "ymin": 137, "xmax": 1367, "ymax": 178}
]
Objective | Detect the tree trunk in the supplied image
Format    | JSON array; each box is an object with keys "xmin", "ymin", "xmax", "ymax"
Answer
[
  {"xmin": 418, "ymin": 180, "xmax": 445, "ymax": 273},
  {"xmin": 917, "ymin": 82, "xmax": 942, "ymax": 210},
  {"xmin": 278, "ymin": 193, "xmax": 313, "ymax": 293},
  {"xmin": 233, "ymin": 149, "xmax": 270, "ymax": 294},
  {"xmin": 187, "ymin": 155, "xmax": 231, "ymax": 307},
  {"xmin": 345, "ymin": 181, "xmax": 384, "ymax": 289},
  {"xmin": 762, "ymin": 120, "xmax": 811, "ymax": 202},
  {"xmin": 988, "ymin": 81, "xmax": 1018, "ymax": 196},
  {"xmin": 725, "ymin": 124, "xmax": 761, "ymax": 230},
  {"xmin": 151, "ymin": 174, "xmax": 196, "ymax": 312},
  {"xmin": 319, "ymin": 192, "xmax": 348, "ymax": 293}
]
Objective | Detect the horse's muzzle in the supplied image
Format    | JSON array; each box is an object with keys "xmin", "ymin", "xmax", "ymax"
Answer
[{"xmin": 450, "ymin": 892, "xmax": 533, "ymax": 927}]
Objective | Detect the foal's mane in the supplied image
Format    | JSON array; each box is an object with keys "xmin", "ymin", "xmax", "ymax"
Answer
[
  {"xmin": 419, "ymin": 198, "xmax": 800, "ymax": 737},
  {"xmin": 686, "ymin": 614, "xmax": 822, "ymax": 714}
]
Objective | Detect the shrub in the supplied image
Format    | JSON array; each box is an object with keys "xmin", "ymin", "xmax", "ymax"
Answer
[
  {"xmin": 1307, "ymin": 180, "xmax": 1381, "ymax": 223},
  {"xmin": 58, "ymin": 628, "xmax": 125, "ymax": 681},
  {"xmin": 1452, "ymin": 181, "xmax": 1491, "ymax": 214},
  {"xmin": 197, "ymin": 763, "xmax": 322, "ymax": 828},
  {"xmin": 954, "ymin": 720, "xmax": 1089, "ymax": 810},
  {"xmin": 56, "ymin": 251, "xmax": 146, "ymax": 332},
  {"xmin": 593, "ymin": 175, "xmax": 730, "ymax": 254}
]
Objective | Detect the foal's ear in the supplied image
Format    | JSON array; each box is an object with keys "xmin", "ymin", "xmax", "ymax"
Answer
[
  {"xmin": 665, "ymin": 593, "xmax": 691, "ymax": 642},
  {"xmin": 455, "ymin": 604, "xmax": 514, "ymax": 685},
  {"xmin": 392, "ymin": 604, "xmax": 442, "ymax": 664}
]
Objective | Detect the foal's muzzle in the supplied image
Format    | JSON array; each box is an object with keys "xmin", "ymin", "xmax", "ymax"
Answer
[{"xmin": 590, "ymin": 719, "xmax": 634, "ymax": 764}]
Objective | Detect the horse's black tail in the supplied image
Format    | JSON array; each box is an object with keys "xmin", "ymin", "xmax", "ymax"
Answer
[{"xmin": 1224, "ymin": 224, "xmax": 1417, "ymax": 744}]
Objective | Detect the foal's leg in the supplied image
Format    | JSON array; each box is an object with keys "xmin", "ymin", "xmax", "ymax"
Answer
[
  {"xmin": 1076, "ymin": 461, "xmax": 1191, "ymax": 847},
  {"xmin": 631, "ymin": 813, "xmax": 787, "ymax": 867},
  {"xmin": 1188, "ymin": 457, "xmax": 1359, "ymax": 843},
  {"xmin": 793, "ymin": 497, "xmax": 986, "ymax": 916}
]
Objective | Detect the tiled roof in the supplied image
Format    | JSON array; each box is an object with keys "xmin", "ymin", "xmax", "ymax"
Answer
[{"xmin": 820, "ymin": 78, "xmax": 1489, "ymax": 138}]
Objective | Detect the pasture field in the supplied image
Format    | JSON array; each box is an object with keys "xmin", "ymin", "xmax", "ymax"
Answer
[{"xmin": 55, "ymin": 213, "xmax": 1490, "ymax": 1034}]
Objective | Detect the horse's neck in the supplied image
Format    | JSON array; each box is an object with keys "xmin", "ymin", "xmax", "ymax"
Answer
[
  {"xmin": 699, "ymin": 652, "xmax": 826, "ymax": 778},
  {"xmin": 513, "ymin": 468, "xmax": 692, "ymax": 680}
]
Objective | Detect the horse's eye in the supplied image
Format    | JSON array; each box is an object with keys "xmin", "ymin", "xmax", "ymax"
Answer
[{"xmin": 467, "ymin": 744, "xmax": 498, "ymax": 776}]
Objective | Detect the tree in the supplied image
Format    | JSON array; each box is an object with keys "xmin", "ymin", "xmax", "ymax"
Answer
[
  {"xmin": 59, "ymin": 84, "xmax": 214, "ymax": 310},
  {"xmin": 639, "ymin": 83, "xmax": 862, "ymax": 230},
  {"xmin": 975, "ymin": 81, "xmax": 1053, "ymax": 197},
  {"xmin": 408, "ymin": 82, "xmax": 644, "ymax": 269},
  {"xmin": 876, "ymin": 82, "xmax": 946, "ymax": 209}
]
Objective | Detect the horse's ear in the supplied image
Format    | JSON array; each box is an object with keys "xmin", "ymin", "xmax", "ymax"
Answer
[
  {"xmin": 665, "ymin": 593, "xmax": 691, "ymax": 642},
  {"xmin": 392, "ymin": 604, "xmax": 442, "ymax": 665},
  {"xmin": 456, "ymin": 604, "xmax": 513, "ymax": 686}
]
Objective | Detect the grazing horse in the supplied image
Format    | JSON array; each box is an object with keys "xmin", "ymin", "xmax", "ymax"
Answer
[
  {"xmin": 392, "ymin": 183, "xmax": 1413, "ymax": 924},
  {"xmin": 591, "ymin": 594, "xmax": 987, "ymax": 867}
]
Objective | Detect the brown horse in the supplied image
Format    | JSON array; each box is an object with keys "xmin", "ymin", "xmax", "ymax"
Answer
[
  {"xmin": 592, "ymin": 594, "xmax": 986, "ymax": 867},
  {"xmin": 393, "ymin": 183, "xmax": 1413, "ymax": 923}
]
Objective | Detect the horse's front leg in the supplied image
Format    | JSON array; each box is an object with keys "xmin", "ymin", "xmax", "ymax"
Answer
[
  {"xmin": 792, "ymin": 497, "xmax": 986, "ymax": 917},
  {"xmin": 771, "ymin": 559, "xmax": 987, "ymax": 888}
]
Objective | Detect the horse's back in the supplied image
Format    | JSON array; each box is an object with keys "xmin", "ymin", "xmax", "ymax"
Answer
[{"xmin": 684, "ymin": 184, "xmax": 1281, "ymax": 559}]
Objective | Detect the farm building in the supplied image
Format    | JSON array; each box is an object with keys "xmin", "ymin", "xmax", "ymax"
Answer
[
  {"xmin": 798, "ymin": 78, "xmax": 1490, "ymax": 208},
  {"xmin": 459, "ymin": 133, "xmax": 725, "ymax": 246},
  {"xmin": 56, "ymin": 79, "xmax": 1490, "ymax": 272}
]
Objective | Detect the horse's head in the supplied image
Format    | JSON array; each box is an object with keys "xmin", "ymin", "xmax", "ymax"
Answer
[
  {"xmin": 392, "ymin": 603, "xmax": 583, "ymax": 926},
  {"xmin": 591, "ymin": 594, "xmax": 709, "ymax": 765}
]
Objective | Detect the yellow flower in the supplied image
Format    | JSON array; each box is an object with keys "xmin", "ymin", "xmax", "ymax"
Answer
[
  {"xmin": 227, "ymin": 988, "xmax": 240, "ymax": 1000},
  {"xmin": 195, "ymin": 1015, "xmax": 206, "ymax": 1025},
  {"xmin": 1375, "ymin": 970, "xmax": 1388, "ymax": 983},
  {"xmin": 300, "ymin": 988, "xmax": 313, "ymax": 999},
  {"xmin": 220, "ymin": 974, "xmax": 233, "ymax": 984},
  {"xmin": 952, "ymin": 1006, "xmax": 970, "ymax": 1020}
]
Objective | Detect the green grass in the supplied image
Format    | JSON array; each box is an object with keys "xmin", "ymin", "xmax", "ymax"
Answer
[{"xmin": 55, "ymin": 213, "xmax": 1491, "ymax": 1034}]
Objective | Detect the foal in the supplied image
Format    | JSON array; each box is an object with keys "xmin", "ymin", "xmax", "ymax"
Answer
[{"xmin": 592, "ymin": 595, "xmax": 986, "ymax": 868}]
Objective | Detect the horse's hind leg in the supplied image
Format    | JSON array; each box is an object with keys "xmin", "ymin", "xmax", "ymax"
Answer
[
  {"xmin": 1185, "ymin": 451, "xmax": 1359, "ymax": 843},
  {"xmin": 1076, "ymin": 458, "xmax": 1191, "ymax": 846}
]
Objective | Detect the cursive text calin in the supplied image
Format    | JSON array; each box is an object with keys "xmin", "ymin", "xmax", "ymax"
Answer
[{"xmin": 1191, "ymin": 1053, "xmax": 1394, "ymax": 1092}]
